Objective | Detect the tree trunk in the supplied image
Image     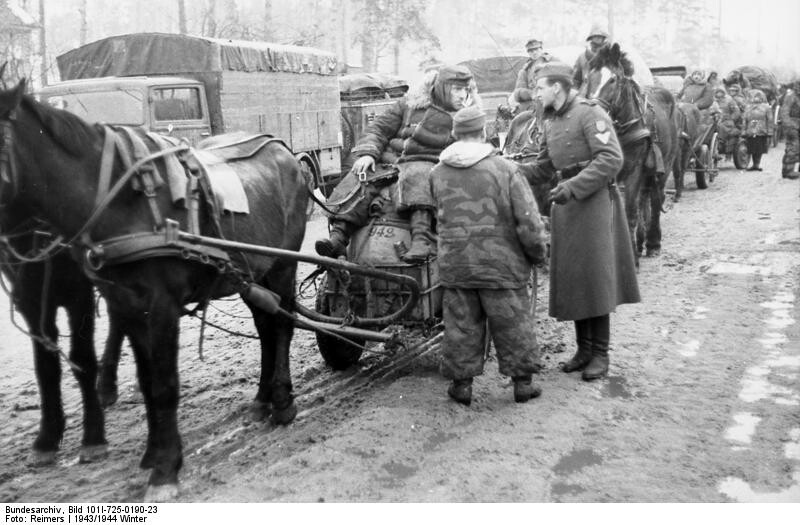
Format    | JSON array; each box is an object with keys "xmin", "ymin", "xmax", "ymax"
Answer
[
  {"xmin": 204, "ymin": 0, "xmax": 217, "ymax": 37},
  {"xmin": 361, "ymin": 36, "xmax": 376, "ymax": 73},
  {"xmin": 79, "ymin": 0, "xmax": 88, "ymax": 45},
  {"xmin": 392, "ymin": 41, "xmax": 399, "ymax": 75},
  {"xmin": 39, "ymin": 0, "xmax": 46, "ymax": 86},
  {"xmin": 263, "ymin": 0, "xmax": 273, "ymax": 40},
  {"xmin": 338, "ymin": 0, "xmax": 348, "ymax": 72},
  {"xmin": 178, "ymin": 0, "xmax": 188, "ymax": 34}
]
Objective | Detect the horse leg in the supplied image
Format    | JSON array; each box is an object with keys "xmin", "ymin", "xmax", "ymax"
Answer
[
  {"xmin": 98, "ymin": 311, "xmax": 125, "ymax": 407},
  {"xmin": 121, "ymin": 294, "xmax": 183, "ymax": 502},
  {"xmin": 248, "ymin": 264, "xmax": 298, "ymax": 425},
  {"xmin": 18, "ymin": 288, "xmax": 65, "ymax": 465},
  {"xmin": 645, "ymin": 171, "xmax": 665, "ymax": 257},
  {"xmin": 64, "ymin": 285, "xmax": 108, "ymax": 463}
]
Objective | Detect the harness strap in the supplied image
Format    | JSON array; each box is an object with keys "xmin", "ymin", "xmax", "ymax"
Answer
[
  {"xmin": 94, "ymin": 128, "xmax": 118, "ymax": 208},
  {"xmin": 68, "ymin": 144, "xmax": 189, "ymax": 246},
  {"xmin": 0, "ymin": 112, "xmax": 18, "ymax": 199}
]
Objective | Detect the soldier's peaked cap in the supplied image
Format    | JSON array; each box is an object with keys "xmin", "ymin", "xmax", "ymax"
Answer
[
  {"xmin": 537, "ymin": 62, "xmax": 574, "ymax": 83},
  {"xmin": 438, "ymin": 64, "xmax": 473, "ymax": 85},
  {"xmin": 452, "ymin": 106, "xmax": 486, "ymax": 134},
  {"xmin": 587, "ymin": 23, "xmax": 609, "ymax": 40},
  {"xmin": 525, "ymin": 38, "xmax": 543, "ymax": 49}
]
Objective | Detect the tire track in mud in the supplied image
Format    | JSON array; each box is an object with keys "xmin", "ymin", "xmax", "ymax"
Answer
[{"xmin": 180, "ymin": 332, "xmax": 444, "ymax": 475}]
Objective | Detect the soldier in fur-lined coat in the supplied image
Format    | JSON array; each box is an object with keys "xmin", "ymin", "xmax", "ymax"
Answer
[{"xmin": 316, "ymin": 65, "xmax": 481, "ymax": 263}]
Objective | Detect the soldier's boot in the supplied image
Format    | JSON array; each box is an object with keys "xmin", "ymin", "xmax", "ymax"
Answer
[
  {"xmin": 315, "ymin": 220, "xmax": 355, "ymax": 258},
  {"xmin": 401, "ymin": 209, "xmax": 435, "ymax": 264},
  {"xmin": 582, "ymin": 315, "xmax": 610, "ymax": 381},
  {"xmin": 513, "ymin": 375, "xmax": 542, "ymax": 403},
  {"xmin": 783, "ymin": 163, "xmax": 800, "ymax": 179},
  {"xmin": 447, "ymin": 378, "xmax": 473, "ymax": 406},
  {"xmin": 562, "ymin": 319, "xmax": 593, "ymax": 373}
]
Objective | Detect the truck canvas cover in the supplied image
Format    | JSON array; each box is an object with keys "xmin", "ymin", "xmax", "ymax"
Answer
[
  {"xmin": 57, "ymin": 32, "xmax": 338, "ymax": 79},
  {"xmin": 457, "ymin": 56, "xmax": 528, "ymax": 93}
]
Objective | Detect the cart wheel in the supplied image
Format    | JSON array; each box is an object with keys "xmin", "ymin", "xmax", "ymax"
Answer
[
  {"xmin": 708, "ymin": 133, "xmax": 719, "ymax": 183},
  {"xmin": 315, "ymin": 274, "xmax": 364, "ymax": 370},
  {"xmin": 734, "ymin": 139, "xmax": 749, "ymax": 170},
  {"xmin": 696, "ymin": 144, "xmax": 709, "ymax": 189}
]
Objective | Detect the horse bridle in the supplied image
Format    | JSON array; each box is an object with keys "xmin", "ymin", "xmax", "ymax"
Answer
[{"xmin": 591, "ymin": 71, "xmax": 645, "ymax": 136}]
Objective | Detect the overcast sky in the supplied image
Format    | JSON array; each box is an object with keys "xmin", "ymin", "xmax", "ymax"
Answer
[{"xmin": 713, "ymin": 0, "xmax": 800, "ymax": 70}]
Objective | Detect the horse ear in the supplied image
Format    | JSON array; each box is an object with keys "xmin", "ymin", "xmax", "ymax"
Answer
[
  {"xmin": 0, "ymin": 78, "xmax": 26, "ymax": 116},
  {"xmin": 610, "ymin": 42, "xmax": 621, "ymax": 62}
]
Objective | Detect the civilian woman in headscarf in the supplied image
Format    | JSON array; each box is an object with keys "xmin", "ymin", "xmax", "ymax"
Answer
[{"xmin": 742, "ymin": 89, "xmax": 773, "ymax": 171}]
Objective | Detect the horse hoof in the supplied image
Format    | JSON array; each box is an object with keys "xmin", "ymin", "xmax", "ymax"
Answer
[
  {"xmin": 144, "ymin": 483, "xmax": 179, "ymax": 503},
  {"xmin": 248, "ymin": 401, "xmax": 272, "ymax": 422},
  {"xmin": 28, "ymin": 449, "xmax": 56, "ymax": 466},
  {"xmin": 79, "ymin": 444, "xmax": 109, "ymax": 463},
  {"xmin": 271, "ymin": 402, "xmax": 298, "ymax": 426},
  {"xmin": 98, "ymin": 388, "xmax": 118, "ymax": 408},
  {"xmin": 646, "ymin": 249, "xmax": 661, "ymax": 258}
]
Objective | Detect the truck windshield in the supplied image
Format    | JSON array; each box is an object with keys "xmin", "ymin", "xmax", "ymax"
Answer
[{"xmin": 45, "ymin": 90, "xmax": 145, "ymax": 125}]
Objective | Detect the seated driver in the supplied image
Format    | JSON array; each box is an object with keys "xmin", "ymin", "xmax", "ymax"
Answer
[{"xmin": 316, "ymin": 64, "xmax": 481, "ymax": 264}]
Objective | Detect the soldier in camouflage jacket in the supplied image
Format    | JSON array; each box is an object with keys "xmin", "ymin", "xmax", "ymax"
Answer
[{"xmin": 430, "ymin": 106, "xmax": 548, "ymax": 406}]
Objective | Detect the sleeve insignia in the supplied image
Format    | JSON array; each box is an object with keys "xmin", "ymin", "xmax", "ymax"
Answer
[
  {"xmin": 595, "ymin": 131, "xmax": 611, "ymax": 144},
  {"xmin": 596, "ymin": 120, "xmax": 607, "ymax": 132}
]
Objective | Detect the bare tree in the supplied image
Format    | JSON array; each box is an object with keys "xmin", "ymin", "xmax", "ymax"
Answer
[
  {"xmin": 79, "ymin": 0, "xmax": 88, "ymax": 45},
  {"xmin": 352, "ymin": 0, "xmax": 439, "ymax": 73},
  {"xmin": 202, "ymin": 0, "xmax": 217, "ymax": 37},
  {"xmin": 178, "ymin": 0, "xmax": 188, "ymax": 35},
  {"xmin": 39, "ymin": 0, "xmax": 46, "ymax": 86},
  {"xmin": 263, "ymin": 0, "xmax": 273, "ymax": 40}
]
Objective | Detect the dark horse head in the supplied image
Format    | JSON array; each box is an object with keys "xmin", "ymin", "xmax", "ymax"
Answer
[{"xmin": 585, "ymin": 42, "xmax": 647, "ymax": 139}]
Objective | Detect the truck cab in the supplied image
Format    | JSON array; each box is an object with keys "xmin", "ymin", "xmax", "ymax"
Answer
[{"xmin": 38, "ymin": 76, "xmax": 212, "ymax": 145}]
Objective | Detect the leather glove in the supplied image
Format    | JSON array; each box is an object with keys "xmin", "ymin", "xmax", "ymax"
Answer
[{"xmin": 549, "ymin": 183, "xmax": 572, "ymax": 205}]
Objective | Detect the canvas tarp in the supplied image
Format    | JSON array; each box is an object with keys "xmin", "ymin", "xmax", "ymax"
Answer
[
  {"xmin": 724, "ymin": 65, "xmax": 779, "ymax": 100},
  {"xmin": 457, "ymin": 56, "xmax": 529, "ymax": 93},
  {"xmin": 57, "ymin": 32, "xmax": 338, "ymax": 80}
]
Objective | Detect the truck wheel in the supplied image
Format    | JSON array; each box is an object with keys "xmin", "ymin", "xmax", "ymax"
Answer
[{"xmin": 315, "ymin": 275, "xmax": 364, "ymax": 370}]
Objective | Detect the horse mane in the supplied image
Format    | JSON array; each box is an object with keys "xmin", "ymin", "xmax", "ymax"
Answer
[
  {"xmin": 20, "ymin": 95, "xmax": 103, "ymax": 158},
  {"xmin": 589, "ymin": 43, "xmax": 635, "ymax": 77}
]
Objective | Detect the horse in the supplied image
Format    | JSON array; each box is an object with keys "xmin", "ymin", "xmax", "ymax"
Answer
[
  {"xmin": 503, "ymin": 109, "xmax": 554, "ymax": 217},
  {"xmin": 671, "ymin": 101, "xmax": 703, "ymax": 201},
  {"xmin": 0, "ymin": 79, "xmax": 308, "ymax": 501},
  {"xmin": 584, "ymin": 43, "xmax": 679, "ymax": 261},
  {"xmin": 0, "ymin": 218, "xmax": 110, "ymax": 465}
]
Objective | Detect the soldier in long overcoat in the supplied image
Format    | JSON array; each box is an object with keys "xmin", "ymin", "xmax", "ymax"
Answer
[{"xmin": 519, "ymin": 62, "xmax": 640, "ymax": 381}]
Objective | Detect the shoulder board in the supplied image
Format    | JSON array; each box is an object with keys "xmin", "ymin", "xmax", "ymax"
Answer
[{"xmin": 579, "ymin": 99, "xmax": 598, "ymax": 106}]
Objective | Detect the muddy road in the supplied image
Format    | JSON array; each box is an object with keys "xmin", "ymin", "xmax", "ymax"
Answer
[{"xmin": 1, "ymin": 146, "xmax": 799, "ymax": 503}]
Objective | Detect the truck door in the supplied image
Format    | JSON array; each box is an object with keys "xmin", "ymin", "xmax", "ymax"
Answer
[{"xmin": 150, "ymin": 85, "xmax": 212, "ymax": 145}]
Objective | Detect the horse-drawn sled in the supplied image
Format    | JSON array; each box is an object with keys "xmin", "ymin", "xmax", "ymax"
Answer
[{"xmin": 0, "ymin": 75, "xmax": 441, "ymax": 501}]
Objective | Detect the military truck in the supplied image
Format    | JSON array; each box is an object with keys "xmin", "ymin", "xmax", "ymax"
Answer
[{"xmin": 38, "ymin": 32, "xmax": 343, "ymax": 194}]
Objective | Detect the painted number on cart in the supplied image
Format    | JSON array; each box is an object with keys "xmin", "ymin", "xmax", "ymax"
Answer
[{"xmin": 370, "ymin": 226, "xmax": 396, "ymax": 239}]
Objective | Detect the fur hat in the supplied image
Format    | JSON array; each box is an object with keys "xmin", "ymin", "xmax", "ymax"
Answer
[{"xmin": 452, "ymin": 106, "xmax": 486, "ymax": 135}]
